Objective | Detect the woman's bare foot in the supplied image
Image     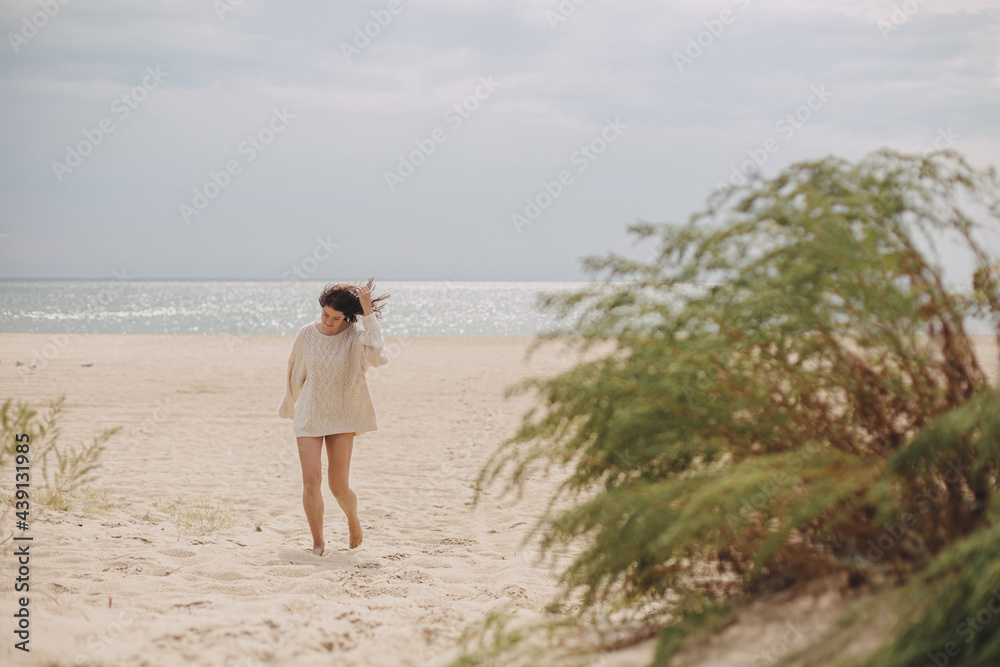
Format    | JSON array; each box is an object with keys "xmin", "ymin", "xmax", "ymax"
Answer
[
  {"xmin": 312, "ymin": 542, "xmax": 324, "ymax": 556},
  {"xmin": 348, "ymin": 514, "xmax": 363, "ymax": 549}
]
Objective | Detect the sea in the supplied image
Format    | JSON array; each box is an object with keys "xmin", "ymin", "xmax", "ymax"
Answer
[
  {"xmin": 0, "ymin": 280, "xmax": 603, "ymax": 336},
  {"xmin": 0, "ymin": 279, "xmax": 993, "ymax": 336}
]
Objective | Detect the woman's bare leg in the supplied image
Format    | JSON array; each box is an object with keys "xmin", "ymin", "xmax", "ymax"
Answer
[
  {"xmin": 296, "ymin": 436, "xmax": 326, "ymax": 555},
  {"xmin": 325, "ymin": 432, "xmax": 363, "ymax": 549}
]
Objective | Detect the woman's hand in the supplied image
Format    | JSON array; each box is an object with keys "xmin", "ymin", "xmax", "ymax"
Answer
[{"xmin": 357, "ymin": 285, "xmax": 374, "ymax": 316}]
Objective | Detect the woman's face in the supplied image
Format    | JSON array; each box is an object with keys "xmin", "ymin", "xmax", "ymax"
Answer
[{"xmin": 320, "ymin": 306, "xmax": 349, "ymax": 334}]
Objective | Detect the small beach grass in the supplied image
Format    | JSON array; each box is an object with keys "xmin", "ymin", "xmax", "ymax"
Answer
[
  {"xmin": 75, "ymin": 486, "xmax": 116, "ymax": 513},
  {"xmin": 168, "ymin": 495, "xmax": 236, "ymax": 537},
  {"xmin": 1, "ymin": 393, "xmax": 120, "ymax": 518}
]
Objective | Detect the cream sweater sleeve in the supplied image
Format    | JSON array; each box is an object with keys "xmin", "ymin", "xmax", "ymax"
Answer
[
  {"xmin": 359, "ymin": 313, "xmax": 390, "ymax": 372},
  {"xmin": 278, "ymin": 329, "xmax": 306, "ymax": 419}
]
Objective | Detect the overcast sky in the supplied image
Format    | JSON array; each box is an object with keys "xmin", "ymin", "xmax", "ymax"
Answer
[{"xmin": 1, "ymin": 0, "xmax": 998, "ymax": 281}]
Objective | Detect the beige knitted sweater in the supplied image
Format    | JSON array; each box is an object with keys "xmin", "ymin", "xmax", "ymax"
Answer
[{"xmin": 278, "ymin": 313, "xmax": 389, "ymax": 438}]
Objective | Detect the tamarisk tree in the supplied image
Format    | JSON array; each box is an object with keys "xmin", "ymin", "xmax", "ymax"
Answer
[{"xmin": 470, "ymin": 148, "xmax": 1000, "ymax": 665}]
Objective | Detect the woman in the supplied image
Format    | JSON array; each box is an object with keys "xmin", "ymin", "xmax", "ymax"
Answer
[{"xmin": 278, "ymin": 278, "xmax": 390, "ymax": 555}]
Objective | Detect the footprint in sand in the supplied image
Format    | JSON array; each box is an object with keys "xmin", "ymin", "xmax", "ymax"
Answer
[
  {"xmin": 203, "ymin": 570, "xmax": 251, "ymax": 582},
  {"xmin": 498, "ymin": 584, "xmax": 529, "ymax": 599},
  {"xmin": 383, "ymin": 552, "xmax": 409, "ymax": 561},
  {"xmin": 158, "ymin": 548, "xmax": 197, "ymax": 558}
]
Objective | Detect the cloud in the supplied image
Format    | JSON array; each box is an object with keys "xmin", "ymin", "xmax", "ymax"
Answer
[{"xmin": 0, "ymin": 0, "xmax": 998, "ymax": 279}]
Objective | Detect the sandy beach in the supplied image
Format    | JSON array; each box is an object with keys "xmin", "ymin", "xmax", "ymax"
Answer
[
  {"xmin": 0, "ymin": 333, "xmax": 997, "ymax": 666},
  {"xmin": 0, "ymin": 332, "xmax": 593, "ymax": 667}
]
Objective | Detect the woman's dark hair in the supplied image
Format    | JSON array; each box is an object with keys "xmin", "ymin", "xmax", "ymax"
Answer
[{"xmin": 318, "ymin": 277, "xmax": 390, "ymax": 323}]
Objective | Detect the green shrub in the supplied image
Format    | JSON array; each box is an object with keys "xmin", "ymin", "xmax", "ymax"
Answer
[
  {"xmin": 467, "ymin": 148, "xmax": 1000, "ymax": 665},
  {"xmin": 1, "ymin": 394, "xmax": 120, "ymax": 513}
]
